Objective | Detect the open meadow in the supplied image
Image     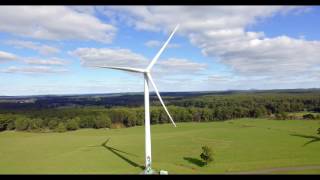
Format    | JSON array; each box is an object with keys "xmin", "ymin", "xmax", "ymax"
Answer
[{"xmin": 0, "ymin": 118, "xmax": 320, "ymax": 174}]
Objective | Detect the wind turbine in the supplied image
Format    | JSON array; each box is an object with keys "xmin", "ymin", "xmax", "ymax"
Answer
[{"xmin": 95, "ymin": 25, "xmax": 179, "ymax": 174}]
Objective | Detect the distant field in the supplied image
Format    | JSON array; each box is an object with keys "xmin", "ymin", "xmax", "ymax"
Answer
[{"xmin": 0, "ymin": 119, "xmax": 320, "ymax": 174}]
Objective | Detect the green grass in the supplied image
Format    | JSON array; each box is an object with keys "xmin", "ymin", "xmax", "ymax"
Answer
[
  {"xmin": 270, "ymin": 169, "xmax": 320, "ymax": 174},
  {"xmin": 0, "ymin": 118, "xmax": 320, "ymax": 174}
]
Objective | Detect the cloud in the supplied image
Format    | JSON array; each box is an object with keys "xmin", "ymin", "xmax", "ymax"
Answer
[
  {"xmin": 1, "ymin": 66, "xmax": 68, "ymax": 74},
  {"xmin": 144, "ymin": 40, "xmax": 180, "ymax": 48},
  {"xmin": 154, "ymin": 58, "xmax": 207, "ymax": 75},
  {"xmin": 71, "ymin": 47, "xmax": 207, "ymax": 77},
  {"xmin": 71, "ymin": 47, "xmax": 149, "ymax": 68},
  {"xmin": 69, "ymin": 6, "xmax": 96, "ymax": 15},
  {"xmin": 0, "ymin": 50, "xmax": 17, "ymax": 62},
  {"xmin": 100, "ymin": 6, "xmax": 290, "ymax": 33},
  {"xmin": 0, "ymin": 50, "xmax": 69, "ymax": 75},
  {"xmin": 100, "ymin": 6, "xmax": 320, "ymax": 89},
  {"xmin": 0, "ymin": 6, "xmax": 116, "ymax": 43},
  {"xmin": 208, "ymin": 74, "xmax": 233, "ymax": 82},
  {"xmin": 0, "ymin": 50, "xmax": 68, "ymax": 67},
  {"xmin": 192, "ymin": 33, "xmax": 320, "ymax": 79},
  {"xmin": 204, "ymin": 71, "xmax": 320, "ymax": 90},
  {"xmin": 24, "ymin": 57, "xmax": 68, "ymax": 66},
  {"xmin": 6, "ymin": 40, "xmax": 60, "ymax": 55}
]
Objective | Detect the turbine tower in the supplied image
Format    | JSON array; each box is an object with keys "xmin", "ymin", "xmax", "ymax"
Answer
[{"xmin": 95, "ymin": 25, "xmax": 179, "ymax": 174}]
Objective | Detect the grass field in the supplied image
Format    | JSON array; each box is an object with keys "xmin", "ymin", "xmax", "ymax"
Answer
[{"xmin": 0, "ymin": 118, "xmax": 320, "ymax": 174}]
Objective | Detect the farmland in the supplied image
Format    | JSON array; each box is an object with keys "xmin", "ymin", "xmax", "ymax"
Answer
[{"xmin": 0, "ymin": 119, "xmax": 319, "ymax": 174}]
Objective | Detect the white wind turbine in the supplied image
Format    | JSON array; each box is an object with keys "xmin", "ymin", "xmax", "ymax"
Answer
[{"xmin": 95, "ymin": 25, "xmax": 179, "ymax": 174}]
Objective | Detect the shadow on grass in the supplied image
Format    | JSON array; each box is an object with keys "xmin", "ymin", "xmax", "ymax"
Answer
[
  {"xmin": 90, "ymin": 138, "xmax": 144, "ymax": 170},
  {"xmin": 290, "ymin": 133, "xmax": 320, "ymax": 146},
  {"xmin": 183, "ymin": 157, "xmax": 205, "ymax": 167}
]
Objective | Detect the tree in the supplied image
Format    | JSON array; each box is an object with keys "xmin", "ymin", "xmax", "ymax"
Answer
[
  {"xmin": 48, "ymin": 119, "xmax": 59, "ymax": 130},
  {"xmin": 275, "ymin": 112, "xmax": 288, "ymax": 120},
  {"xmin": 150, "ymin": 108, "xmax": 160, "ymax": 125},
  {"xmin": 0, "ymin": 114, "xmax": 17, "ymax": 131},
  {"xmin": 66, "ymin": 118, "xmax": 79, "ymax": 131},
  {"xmin": 250, "ymin": 106, "xmax": 267, "ymax": 118},
  {"xmin": 0, "ymin": 116, "xmax": 10, "ymax": 131},
  {"xmin": 15, "ymin": 117, "xmax": 30, "ymax": 131},
  {"xmin": 179, "ymin": 107, "xmax": 192, "ymax": 122},
  {"xmin": 135, "ymin": 108, "xmax": 144, "ymax": 126},
  {"xmin": 159, "ymin": 109, "xmax": 169, "ymax": 124},
  {"xmin": 303, "ymin": 113, "xmax": 315, "ymax": 120},
  {"xmin": 200, "ymin": 145, "xmax": 214, "ymax": 165},
  {"xmin": 94, "ymin": 114, "xmax": 111, "ymax": 129},
  {"xmin": 201, "ymin": 108, "xmax": 211, "ymax": 122},
  {"xmin": 6, "ymin": 121, "xmax": 15, "ymax": 130},
  {"xmin": 55, "ymin": 123, "xmax": 67, "ymax": 133},
  {"xmin": 126, "ymin": 111, "xmax": 137, "ymax": 127},
  {"xmin": 190, "ymin": 107, "xmax": 201, "ymax": 122},
  {"xmin": 28, "ymin": 118, "xmax": 43, "ymax": 130},
  {"xmin": 78, "ymin": 115, "xmax": 95, "ymax": 128},
  {"xmin": 105, "ymin": 116, "xmax": 112, "ymax": 128}
]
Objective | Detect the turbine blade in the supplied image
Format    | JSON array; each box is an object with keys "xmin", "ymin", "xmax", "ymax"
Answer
[
  {"xmin": 147, "ymin": 24, "xmax": 180, "ymax": 71},
  {"xmin": 147, "ymin": 73, "xmax": 176, "ymax": 127},
  {"xmin": 94, "ymin": 65, "xmax": 145, "ymax": 73}
]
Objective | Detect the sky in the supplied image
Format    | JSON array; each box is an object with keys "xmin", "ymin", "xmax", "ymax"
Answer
[{"xmin": 0, "ymin": 6, "xmax": 319, "ymax": 96}]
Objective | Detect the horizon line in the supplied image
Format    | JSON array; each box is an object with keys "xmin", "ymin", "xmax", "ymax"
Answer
[{"xmin": 1, "ymin": 87, "xmax": 319, "ymax": 97}]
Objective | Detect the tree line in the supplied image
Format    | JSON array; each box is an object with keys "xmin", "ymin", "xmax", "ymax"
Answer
[{"xmin": 0, "ymin": 92, "xmax": 320, "ymax": 132}]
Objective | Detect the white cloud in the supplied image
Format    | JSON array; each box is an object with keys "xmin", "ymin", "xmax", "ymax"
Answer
[
  {"xmin": 69, "ymin": 6, "xmax": 96, "ymax": 15},
  {"xmin": 0, "ymin": 6, "xmax": 116, "ymax": 43},
  {"xmin": 208, "ymin": 74, "xmax": 233, "ymax": 82},
  {"xmin": 1, "ymin": 66, "xmax": 68, "ymax": 74},
  {"xmin": 204, "ymin": 35, "xmax": 320, "ymax": 78},
  {"xmin": 144, "ymin": 40, "xmax": 161, "ymax": 47},
  {"xmin": 100, "ymin": 6, "xmax": 289, "ymax": 33},
  {"xmin": 0, "ymin": 50, "xmax": 69, "ymax": 75},
  {"xmin": 0, "ymin": 50, "xmax": 69, "ymax": 67},
  {"xmin": 154, "ymin": 58, "xmax": 207, "ymax": 75},
  {"xmin": 71, "ymin": 48, "xmax": 207, "ymax": 77},
  {"xmin": 0, "ymin": 50, "xmax": 17, "ymax": 62},
  {"xmin": 145, "ymin": 40, "xmax": 180, "ymax": 48},
  {"xmin": 71, "ymin": 48, "xmax": 149, "ymax": 68},
  {"xmin": 24, "ymin": 57, "xmax": 68, "ymax": 66},
  {"xmin": 6, "ymin": 40, "xmax": 60, "ymax": 55},
  {"xmin": 100, "ymin": 6, "xmax": 320, "ymax": 89}
]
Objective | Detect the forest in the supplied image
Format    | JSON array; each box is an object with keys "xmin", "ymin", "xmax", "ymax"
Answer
[{"xmin": 0, "ymin": 89, "xmax": 320, "ymax": 132}]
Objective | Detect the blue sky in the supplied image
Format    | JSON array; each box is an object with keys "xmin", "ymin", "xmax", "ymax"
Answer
[{"xmin": 0, "ymin": 6, "xmax": 319, "ymax": 96}]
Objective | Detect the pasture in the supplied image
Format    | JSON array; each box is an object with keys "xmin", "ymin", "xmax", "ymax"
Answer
[{"xmin": 0, "ymin": 119, "xmax": 320, "ymax": 174}]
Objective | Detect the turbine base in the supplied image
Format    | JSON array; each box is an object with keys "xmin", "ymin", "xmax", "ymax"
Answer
[{"xmin": 141, "ymin": 167, "xmax": 157, "ymax": 175}]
